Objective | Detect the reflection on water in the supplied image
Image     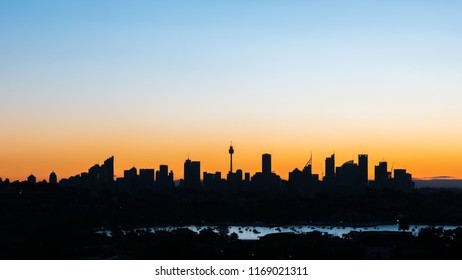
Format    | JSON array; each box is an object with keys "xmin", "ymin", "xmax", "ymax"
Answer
[{"xmin": 100, "ymin": 224, "xmax": 461, "ymax": 240}]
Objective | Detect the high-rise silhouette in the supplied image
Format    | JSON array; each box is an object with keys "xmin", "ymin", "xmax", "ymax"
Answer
[
  {"xmin": 49, "ymin": 171, "xmax": 57, "ymax": 184},
  {"xmin": 262, "ymin": 154, "xmax": 271, "ymax": 174},
  {"xmin": 156, "ymin": 164, "xmax": 174, "ymax": 190},
  {"xmin": 325, "ymin": 154, "xmax": 335, "ymax": 182},
  {"xmin": 27, "ymin": 174, "xmax": 36, "ymax": 184},
  {"xmin": 101, "ymin": 156, "xmax": 114, "ymax": 187},
  {"xmin": 358, "ymin": 154, "xmax": 368, "ymax": 186},
  {"xmin": 374, "ymin": 161, "xmax": 388, "ymax": 187},
  {"xmin": 139, "ymin": 168, "xmax": 155, "ymax": 187},
  {"xmin": 184, "ymin": 158, "xmax": 201, "ymax": 187}
]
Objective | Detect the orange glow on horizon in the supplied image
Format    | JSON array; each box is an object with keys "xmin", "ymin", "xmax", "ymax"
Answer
[{"xmin": 1, "ymin": 137, "xmax": 462, "ymax": 182}]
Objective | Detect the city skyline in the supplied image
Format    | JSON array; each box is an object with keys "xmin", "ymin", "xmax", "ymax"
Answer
[
  {"xmin": 14, "ymin": 150, "xmax": 414, "ymax": 195},
  {"xmin": 1, "ymin": 145, "xmax": 413, "ymax": 184},
  {"xmin": 1, "ymin": 142, "xmax": 460, "ymax": 182},
  {"xmin": 1, "ymin": 1, "xmax": 462, "ymax": 181}
]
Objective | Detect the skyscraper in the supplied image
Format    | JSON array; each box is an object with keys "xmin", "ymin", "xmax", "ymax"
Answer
[
  {"xmin": 358, "ymin": 154, "xmax": 368, "ymax": 186},
  {"xmin": 101, "ymin": 156, "xmax": 114, "ymax": 187},
  {"xmin": 124, "ymin": 167, "xmax": 138, "ymax": 189},
  {"xmin": 393, "ymin": 169, "xmax": 414, "ymax": 191},
  {"xmin": 139, "ymin": 169, "xmax": 155, "ymax": 187},
  {"xmin": 49, "ymin": 171, "xmax": 57, "ymax": 184},
  {"xmin": 325, "ymin": 154, "xmax": 335, "ymax": 182},
  {"xmin": 262, "ymin": 153, "xmax": 271, "ymax": 174},
  {"xmin": 156, "ymin": 164, "xmax": 174, "ymax": 190},
  {"xmin": 27, "ymin": 174, "xmax": 36, "ymax": 184},
  {"xmin": 184, "ymin": 158, "xmax": 201, "ymax": 186},
  {"xmin": 374, "ymin": 161, "xmax": 388, "ymax": 187}
]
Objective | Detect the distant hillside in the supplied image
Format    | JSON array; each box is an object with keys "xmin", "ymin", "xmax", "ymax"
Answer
[{"xmin": 414, "ymin": 180, "xmax": 462, "ymax": 189}]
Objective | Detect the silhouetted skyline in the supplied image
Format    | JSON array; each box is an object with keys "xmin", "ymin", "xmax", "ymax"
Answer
[{"xmin": 1, "ymin": 144, "xmax": 414, "ymax": 194}]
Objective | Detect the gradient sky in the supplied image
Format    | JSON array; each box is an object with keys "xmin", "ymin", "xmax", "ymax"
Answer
[{"xmin": 1, "ymin": 0, "xmax": 462, "ymax": 181}]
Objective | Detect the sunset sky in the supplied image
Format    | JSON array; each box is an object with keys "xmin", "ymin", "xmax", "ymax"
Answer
[{"xmin": 1, "ymin": 0, "xmax": 462, "ymax": 181}]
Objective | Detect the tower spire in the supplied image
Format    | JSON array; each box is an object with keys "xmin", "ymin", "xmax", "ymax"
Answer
[{"xmin": 228, "ymin": 142, "xmax": 234, "ymax": 173}]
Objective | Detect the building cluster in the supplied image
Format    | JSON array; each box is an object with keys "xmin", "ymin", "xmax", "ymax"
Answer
[
  {"xmin": 288, "ymin": 153, "xmax": 414, "ymax": 194},
  {"xmin": 5, "ymin": 144, "xmax": 415, "ymax": 193},
  {"xmin": 59, "ymin": 156, "xmax": 175, "ymax": 191}
]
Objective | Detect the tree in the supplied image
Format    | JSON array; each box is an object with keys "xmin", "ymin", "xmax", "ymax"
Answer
[{"xmin": 398, "ymin": 219, "xmax": 409, "ymax": 232}]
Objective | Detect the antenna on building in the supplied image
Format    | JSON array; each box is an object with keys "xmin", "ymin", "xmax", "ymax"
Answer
[{"xmin": 305, "ymin": 152, "xmax": 312, "ymax": 168}]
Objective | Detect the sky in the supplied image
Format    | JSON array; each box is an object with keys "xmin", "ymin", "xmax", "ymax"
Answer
[{"xmin": 1, "ymin": 0, "xmax": 462, "ymax": 181}]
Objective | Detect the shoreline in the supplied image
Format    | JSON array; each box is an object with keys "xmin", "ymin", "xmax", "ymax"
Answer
[{"xmin": 97, "ymin": 222, "xmax": 462, "ymax": 232}]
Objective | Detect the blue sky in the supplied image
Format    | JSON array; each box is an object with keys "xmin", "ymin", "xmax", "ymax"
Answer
[{"xmin": 1, "ymin": 0, "xmax": 462, "ymax": 180}]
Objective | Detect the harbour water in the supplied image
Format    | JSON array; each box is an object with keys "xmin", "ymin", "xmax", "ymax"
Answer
[{"xmin": 100, "ymin": 224, "xmax": 461, "ymax": 240}]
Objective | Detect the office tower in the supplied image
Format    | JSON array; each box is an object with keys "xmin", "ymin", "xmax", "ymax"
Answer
[
  {"xmin": 49, "ymin": 171, "xmax": 57, "ymax": 184},
  {"xmin": 393, "ymin": 169, "xmax": 414, "ymax": 191},
  {"xmin": 169, "ymin": 171, "xmax": 174, "ymax": 182},
  {"xmin": 325, "ymin": 154, "xmax": 335, "ymax": 181},
  {"xmin": 156, "ymin": 164, "xmax": 174, "ymax": 190},
  {"xmin": 184, "ymin": 158, "xmax": 201, "ymax": 186},
  {"xmin": 191, "ymin": 161, "xmax": 200, "ymax": 183},
  {"xmin": 101, "ymin": 156, "xmax": 114, "ymax": 187},
  {"xmin": 88, "ymin": 164, "xmax": 101, "ymax": 189},
  {"xmin": 158, "ymin": 165, "xmax": 168, "ymax": 179},
  {"xmin": 124, "ymin": 167, "xmax": 137, "ymax": 179},
  {"xmin": 139, "ymin": 169, "xmax": 155, "ymax": 187},
  {"xmin": 244, "ymin": 172, "xmax": 250, "ymax": 183},
  {"xmin": 28, "ymin": 174, "xmax": 36, "ymax": 184},
  {"xmin": 184, "ymin": 159, "xmax": 192, "ymax": 183},
  {"xmin": 358, "ymin": 154, "xmax": 368, "ymax": 186},
  {"xmin": 235, "ymin": 169, "xmax": 243, "ymax": 181},
  {"xmin": 203, "ymin": 172, "xmax": 214, "ymax": 188},
  {"xmin": 374, "ymin": 162, "xmax": 388, "ymax": 186},
  {"xmin": 124, "ymin": 167, "xmax": 138, "ymax": 188},
  {"xmin": 303, "ymin": 163, "xmax": 312, "ymax": 176},
  {"xmin": 335, "ymin": 160, "xmax": 360, "ymax": 189},
  {"xmin": 262, "ymin": 153, "xmax": 271, "ymax": 174}
]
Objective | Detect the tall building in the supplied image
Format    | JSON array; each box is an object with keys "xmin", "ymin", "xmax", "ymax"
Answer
[
  {"xmin": 156, "ymin": 165, "xmax": 174, "ymax": 190},
  {"xmin": 374, "ymin": 161, "xmax": 388, "ymax": 187},
  {"xmin": 49, "ymin": 171, "xmax": 57, "ymax": 184},
  {"xmin": 303, "ymin": 163, "xmax": 312, "ymax": 176},
  {"xmin": 227, "ymin": 168, "xmax": 244, "ymax": 189},
  {"xmin": 169, "ymin": 171, "xmax": 174, "ymax": 183},
  {"xmin": 88, "ymin": 164, "xmax": 101, "ymax": 189},
  {"xmin": 325, "ymin": 154, "xmax": 335, "ymax": 182},
  {"xmin": 203, "ymin": 172, "xmax": 215, "ymax": 188},
  {"xmin": 244, "ymin": 172, "xmax": 250, "ymax": 183},
  {"xmin": 335, "ymin": 160, "xmax": 359, "ymax": 189},
  {"xmin": 184, "ymin": 159, "xmax": 192, "ymax": 182},
  {"xmin": 139, "ymin": 169, "xmax": 155, "ymax": 187},
  {"xmin": 101, "ymin": 156, "xmax": 114, "ymax": 187},
  {"xmin": 124, "ymin": 167, "xmax": 138, "ymax": 189},
  {"xmin": 184, "ymin": 158, "xmax": 201, "ymax": 187},
  {"xmin": 393, "ymin": 169, "xmax": 415, "ymax": 191},
  {"xmin": 158, "ymin": 165, "xmax": 168, "ymax": 178},
  {"xmin": 27, "ymin": 174, "xmax": 36, "ymax": 184},
  {"xmin": 358, "ymin": 154, "xmax": 368, "ymax": 186},
  {"xmin": 262, "ymin": 153, "xmax": 271, "ymax": 174}
]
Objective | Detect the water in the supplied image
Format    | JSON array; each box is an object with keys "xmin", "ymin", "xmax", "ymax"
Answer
[{"xmin": 100, "ymin": 224, "xmax": 462, "ymax": 240}]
